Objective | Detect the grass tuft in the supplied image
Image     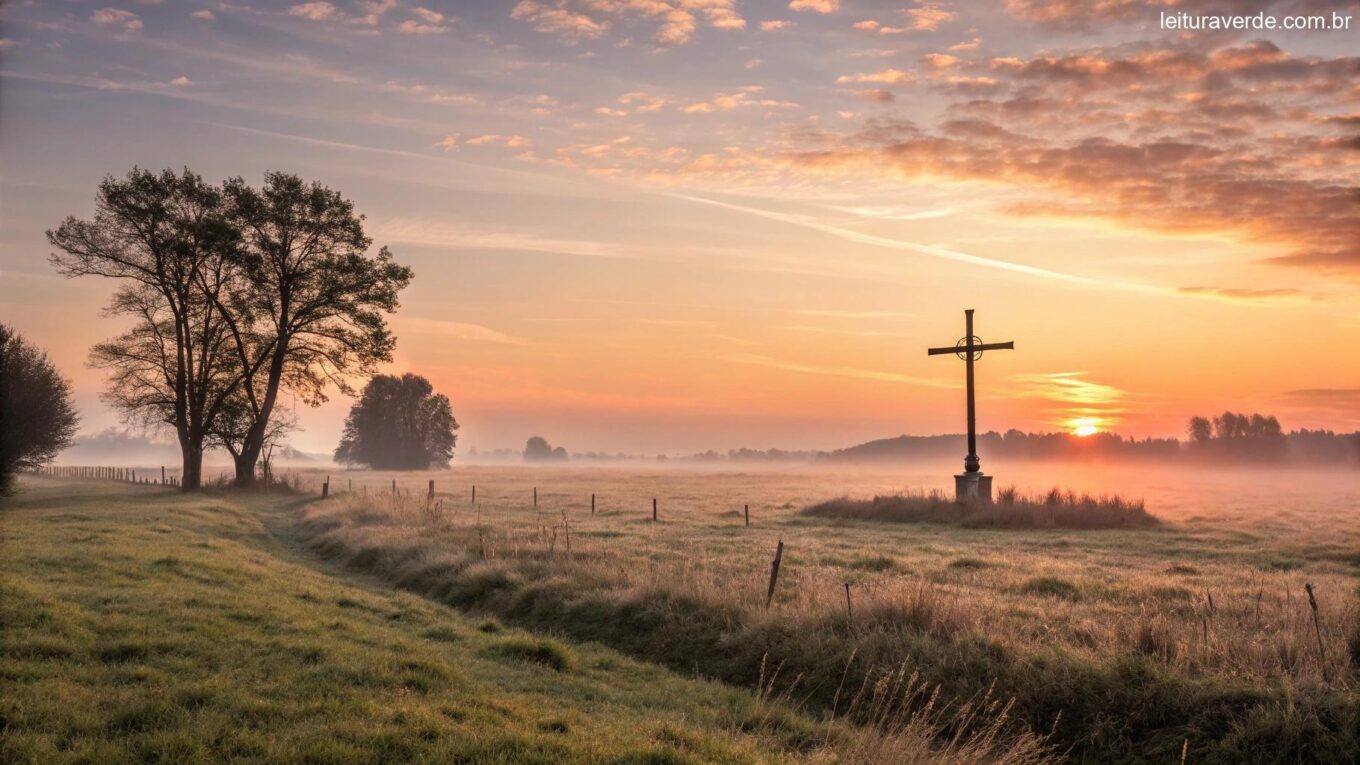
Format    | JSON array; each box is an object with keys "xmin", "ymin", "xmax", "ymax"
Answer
[{"xmin": 1020, "ymin": 576, "xmax": 1081, "ymax": 601}]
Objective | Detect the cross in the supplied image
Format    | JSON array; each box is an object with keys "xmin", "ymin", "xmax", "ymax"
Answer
[{"xmin": 928, "ymin": 309, "xmax": 1014, "ymax": 475}]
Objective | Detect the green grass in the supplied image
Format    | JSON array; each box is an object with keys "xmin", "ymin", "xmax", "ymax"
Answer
[{"xmin": 0, "ymin": 478, "xmax": 836, "ymax": 765}]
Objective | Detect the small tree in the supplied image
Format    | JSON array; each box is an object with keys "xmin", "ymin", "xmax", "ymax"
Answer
[
  {"xmin": 0, "ymin": 325, "xmax": 79, "ymax": 495},
  {"xmin": 1187, "ymin": 416, "xmax": 1213, "ymax": 446},
  {"xmin": 523, "ymin": 436, "xmax": 568, "ymax": 462},
  {"xmin": 334, "ymin": 374, "xmax": 457, "ymax": 470}
]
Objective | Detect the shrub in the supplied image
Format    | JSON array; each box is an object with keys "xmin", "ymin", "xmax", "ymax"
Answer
[
  {"xmin": 804, "ymin": 487, "xmax": 1156, "ymax": 530},
  {"xmin": 487, "ymin": 637, "xmax": 575, "ymax": 671}
]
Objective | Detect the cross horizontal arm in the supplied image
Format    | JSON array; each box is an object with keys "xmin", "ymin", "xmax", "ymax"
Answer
[{"xmin": 927, "ymin": 341, "xmax": 1014, "ymax": 356}]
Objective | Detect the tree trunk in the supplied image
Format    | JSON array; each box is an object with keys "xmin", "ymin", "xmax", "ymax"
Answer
[
  {"xmin": 232, "ymin": 449, "xmax": 258, "ymax": 488},
  {"xmin": 232, "ymin": 337, "xmax": 288, "ymax": 488},
  {"xmin": 179, "ymin": 439, "xmax": 203, "ymax": 491}
]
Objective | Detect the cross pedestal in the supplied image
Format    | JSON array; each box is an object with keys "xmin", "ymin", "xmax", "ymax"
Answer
[{"xmin": 954, "ymin": 473, "xmax": 993, "ymax": 504}]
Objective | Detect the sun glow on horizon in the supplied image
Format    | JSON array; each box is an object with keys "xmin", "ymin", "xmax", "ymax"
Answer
[{"xmin": 1070, "ymin": 418, "xmax": 1100, "ymax": 437}]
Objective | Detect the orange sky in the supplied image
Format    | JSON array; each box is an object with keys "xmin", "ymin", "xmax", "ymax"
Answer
[{"xmin": 1, "ymin": 1, "xmax": 1357, "ymax": 454}]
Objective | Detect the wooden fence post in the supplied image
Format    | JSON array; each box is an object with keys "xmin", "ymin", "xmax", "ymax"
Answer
[
  {"xmin": 472, "ymin": 484, "xmax": 476, "ymax": 505},
  {"xmin": 161, "ymin": 466, "xmax": 166, "ymax": 485},
  {"xmin": 322, "ymin": 480, "xmax": 329, "ymax": 498},
  {"xmin": 1305, "ymin": 583, "xmax": 1330, "ymax": 682},
  {"xmin": 428, "ymin": 479, "xmax": 435, "ymax": 501},
  {"xmin": 652, "ymin": 498, "xmax": 657, "ymax": 522},
  {"xmin": 534, "ymin": 487, "xmax": 538, "ymax": 509},
  {"xmin": 765, "ymin": 539, "xmax": 784, "ymax": 609},
  {"xmin": 744, "ymin": 504, "xmax": 750, "ymax": 527},
  {"xmin": 591, "ymin": 493, "xmax": 595, "ymax": 514},
  {"xmin": 844, "ymin": 582, "xmax": 853, "ymax": 620}
]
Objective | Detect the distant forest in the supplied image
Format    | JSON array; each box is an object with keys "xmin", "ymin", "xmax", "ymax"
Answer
[{"xmin": 820, "ymin": 412, "xmax": 1360, "ymax": 467}]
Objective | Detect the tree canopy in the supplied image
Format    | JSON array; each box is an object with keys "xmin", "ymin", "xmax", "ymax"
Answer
[
  {"xmin": 523, "ymin": 436, "xmax": 568, "ymax": 462},
  {"xmin": 0, "ymin": 325, "xmax": 79, "ymax": 495},
  {"xmin": 334, "ymin": 374, "xmax": 457, "ymax": 470}
]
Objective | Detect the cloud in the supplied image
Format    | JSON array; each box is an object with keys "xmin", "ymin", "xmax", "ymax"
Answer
[
  {"xmin": 789, "ymin": 0, "xmax": 839, "ymax": 13},
  {"xmin": 793, "ymin": 309, "xmax": 917, "ymax": 319},
  {"xmin": 1176, "ymin": 286, "xmax": 1310, "ymax": 304},
  {"xmin": 190, "ymin": 9, "xmax": 216, "ymax": 21},
  {"xmin": 433, "ymin": 134, "xmax": 459, "ymax": 152},
  {"xmin": 167, "ymin": 76, "xmax": 193, "ymax": 87},
  {"xmin": 760, "ymin": 20, "xmax": 791, "ymax": 31},
  {"xmin": 795, "ymin": 39, "xmax": 1360, "ymax": 276},
  {"xmin": 836, "ymin": 69, "xmax": 914, "ymax": 85},
  {"xmin": 1280, "ymin": 388, "xmax": 1360, "ymax": 406},
  {"xmin": 1011, "ymin": 372, "xmax": 1127, "ymax": 406},
  {"xmin": 511, "ymin": 0, "xmax": 743, "ymax": 46},
  {"xmin": 394, "ymin": 317, "xmax": 529, "ymax": 346},
  {"xmin": 371, "ymin": 217, "xmax": 628, "ymax": 259},
  {"xmin": 848, "ymin": 88, "xmax": 895, "ymax": 102},
  {"xmin": 725, "ymin": 352, "xmax": 959, "ymax": 388},
  {"xmin": 904, "ymin": 3, "xmax": 956, "ymax": 31},
  {"xmin": 682, "ymin": 86, "xmax": 798, "ymax": 113},
  {"xmin": 91, "ymin": 8, "xmax": 144, "ymax": 32},
  {"xmin": 288, "ymin": 2, "xmax": 337, "ymax": 21},
  {"xmin": 1003, "ymin": 0, "xmax": 1293, "ymax": 28},
  {"xmin": 397, "ymin": 7, "xmax": 454, "ymax": 34},
  {"xmin": 466, "ymin": 134, "xmax": 530, "ymax": 148},
  {"xmin": 672, "ymin": 193, "xmax": 1165, "ymax": 293}
]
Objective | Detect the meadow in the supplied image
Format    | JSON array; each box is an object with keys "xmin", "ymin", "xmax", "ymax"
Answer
[
  {"xmin": 293, "ymin": 461, "xmax": 1360, "ymax": 763},
  {"xmin": 0, "ymin": 476, "xmax": 1054, "ymax": 765}
]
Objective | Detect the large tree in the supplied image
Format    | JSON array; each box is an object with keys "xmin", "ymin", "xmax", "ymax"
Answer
[
  {"xmin": 334, "ymin": 374, "xmax": 457, "ymax": 470},
  {"xmin": 0, "ymin": 325, "xmax": 79, "ymax": 495},
  {"xmin": 216, "ymin": 172, "xmax": 412, "ymax": 485},
  {"xmin": 48, "ymin": 169, "xmax": 242, "ymax": 490}
]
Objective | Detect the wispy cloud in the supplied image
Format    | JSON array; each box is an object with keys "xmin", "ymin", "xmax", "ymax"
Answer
[
  {"xmin": 1176, "ymin": 286, "xmax": 1311, "ymax": 304},
  {"xmin": 726, "ymin": 352, "xmax": 958, "ymax": 388},
  {"xmin": 793, "ymin": 309, "xmax": 916, "ymax": 320},
  {"xmin": 392, "ymin": 317, "xmax": 529, "ymax": 346},
  {"xmin": 371, "ymin": 217, "xmax": 630, "ymax": 259},
  {"xmin": 671, "ymin": 193, "xmax": 1170, "ymax": 295},
  {"xmin": 1010, "ymin": 372, "xmax": 1126, "ymax": 406}
]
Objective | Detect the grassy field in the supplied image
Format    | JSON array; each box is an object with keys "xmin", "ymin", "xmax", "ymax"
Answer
[
  {"xmin": 291, "ymin": 463, "xmax": 1360, "ymax": 763},
  {"xmin": 0, "ymin": 476, "xmax": 1057, "ymax": 765}
]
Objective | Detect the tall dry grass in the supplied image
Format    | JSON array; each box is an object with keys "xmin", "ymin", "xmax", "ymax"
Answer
[
  {"xmin": 294, "ymin": 467, "xmax": 1360, "ymax": 762},
  {"xmin": 804, "ymin": 487, "xmax": 1157, "ymax": 529}
]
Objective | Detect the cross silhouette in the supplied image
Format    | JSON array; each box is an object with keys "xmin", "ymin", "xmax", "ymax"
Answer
[{"xmin": 928, "ymin": 309, "xmax": 1014, "ymax": 476}]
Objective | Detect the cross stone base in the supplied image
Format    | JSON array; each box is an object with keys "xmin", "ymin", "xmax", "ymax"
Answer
[{"xmin": 954, "ymin": 473, "xmax": 993, "ymax": 504}]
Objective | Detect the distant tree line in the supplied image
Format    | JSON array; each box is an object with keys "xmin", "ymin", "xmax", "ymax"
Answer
[
  {"xmin": 820, "ymin": 417, "xmax": 1358, "ymax": 466},
  {"xmin": 0, "ymin": 325, "xmax": 79, "ymax": 495},
  {"xmin": 49, "ymin": 168, "xmax": 412, "ymax": 490},
  {"xmin": 1187, "ymin": 412, "xmax": 1357, "ymax": 465}
]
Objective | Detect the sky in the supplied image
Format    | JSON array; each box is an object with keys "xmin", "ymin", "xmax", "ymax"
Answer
[{"xmin": 1, "ymin": 0, "xmax": 1357, "ymax": 456}]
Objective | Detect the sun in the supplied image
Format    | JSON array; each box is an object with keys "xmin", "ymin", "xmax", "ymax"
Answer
[{"xmin": 1070, "ymin": 418, "xmax": 1100, "ymax": 437}]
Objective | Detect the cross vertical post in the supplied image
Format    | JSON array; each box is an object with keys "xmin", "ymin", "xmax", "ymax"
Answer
[{"xmin": 964, "ymin": 309, "xmax": 978, "ymax": 473}]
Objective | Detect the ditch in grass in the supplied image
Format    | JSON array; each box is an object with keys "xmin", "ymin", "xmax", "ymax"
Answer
[{"xmin": 803, "ymin": 486, "xmax": 1158, "ymax": 529}]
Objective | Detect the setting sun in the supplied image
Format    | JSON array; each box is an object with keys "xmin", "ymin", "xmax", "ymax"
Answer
[{"xmin": 1071, "ymin": 419, "xmax": 1100, "ymax": 437}]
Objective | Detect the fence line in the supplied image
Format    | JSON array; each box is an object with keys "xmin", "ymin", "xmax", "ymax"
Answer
[{"xmin": 34, "ymin": 465, "xmax": 181, "ymax": 487}]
